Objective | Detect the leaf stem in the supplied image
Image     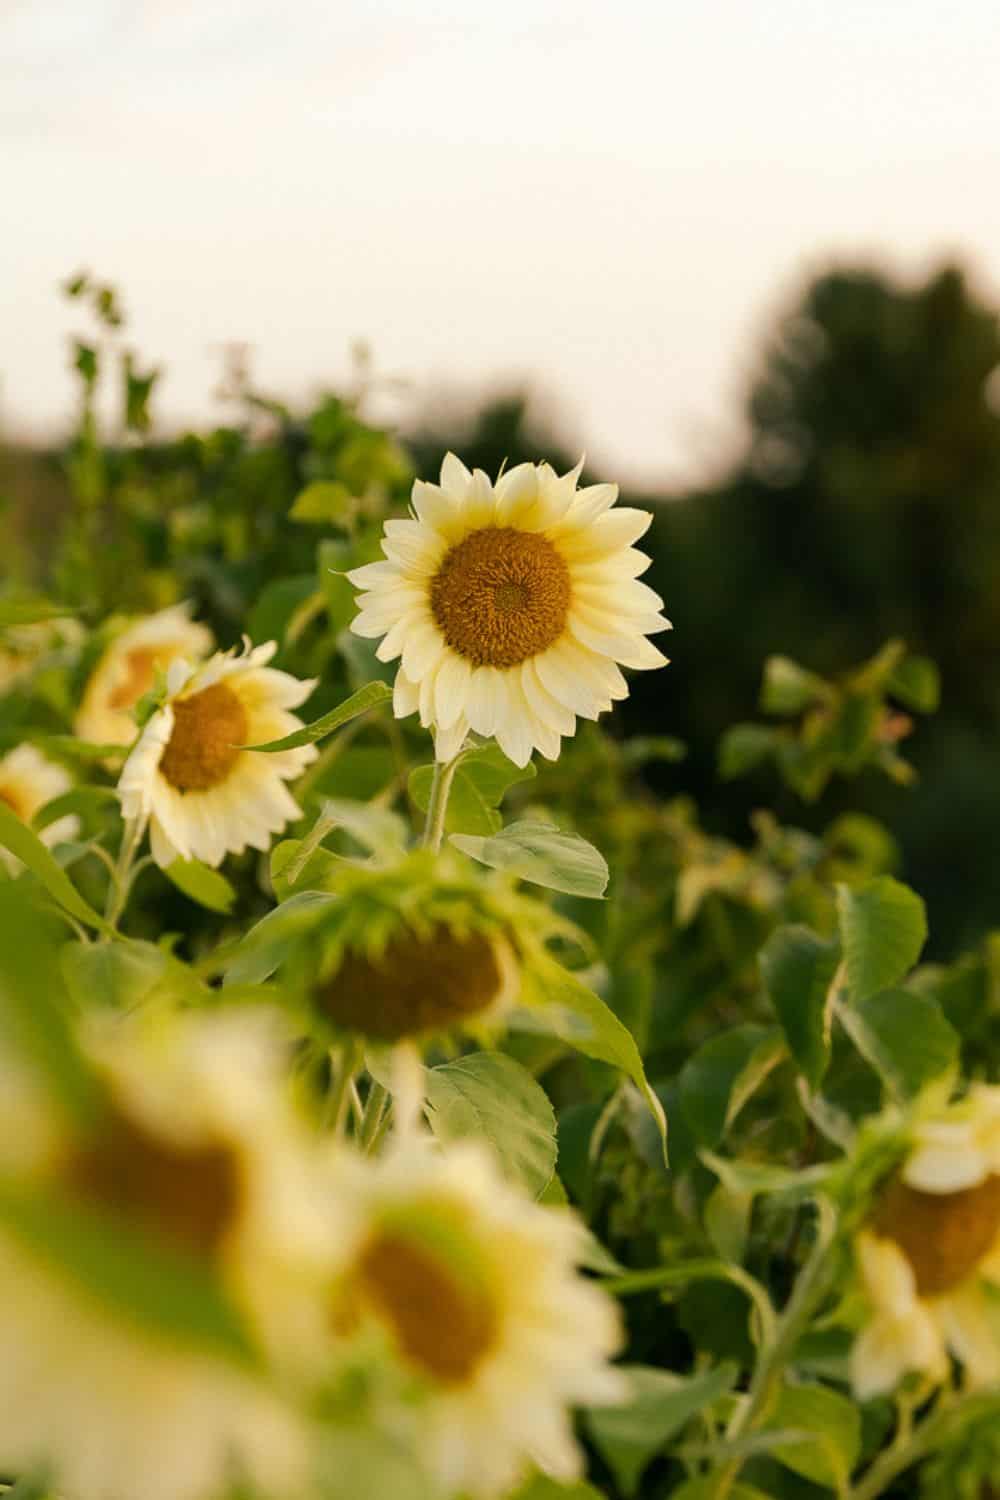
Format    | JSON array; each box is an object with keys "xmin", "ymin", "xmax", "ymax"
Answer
[{"xmin": 421, "ymin": 751, "xmax": 463, "ymax": 852}]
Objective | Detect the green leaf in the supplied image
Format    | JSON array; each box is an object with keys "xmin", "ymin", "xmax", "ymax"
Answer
[
  {"xmin": 761, "ymin": 655, "xmax": 829, "ymax": 715},
  {"xmin": 409, "ymin": 745, "xmax": 537, "ymax": 837},
  {"xmin": 163, "ymin": 859, "xmax": 236, "ymax": 915},
  {"xmin": 511, "ymin": 1476, "xmax": 607, "ymax": 1500},
  {"xmin": 246, "ymin": 575, "xmax": 317, "ymax": 647},
  {"xmin": 290, "ymin": 479, "xmax": 358, "ymax": 527},
  {"xmin": 61, "ymin": 940, "xmax": 201, "ymax": 1012},
  {"xmin": 0, "ymin": 599, "xmax": 75, "ymax": 628},
  {"xmin": 0, "ymin": 1178, "xmax": 254, "ymax": 1365},
  {"xmin": 671, "ymin": 1483, "xmax": 770, "ymax": 1500},
  {"xmin": 224, "ymin": 889, "xmax": 336, "ymax": 986},
  {"xmin": 718, "ymin": 723, "xmax": 779, "ymax": 780},
  {"xmin": 270, "ymin": 839, "xmax": 344, "ymax": 901},
  {"xmin": 759, "ymin": 925, "xmax": 841, "ymax": 1089},
  {"xmin": 317, "ymin": 798, "xmax": 408, "ymax": 857},
  {"xmin": 704, "ymin": 1182, "xmax": 753, "ymax": 1263},
  {"xmin": 679, "ymin": 1025, "xmax": 785, "ymax": 1148},
  {"xmin": 889, "ymin": 654, "xmax": 940, "ymax": 713},
  {"xmin": 764, "ymin": 1380, "xmax": 861, "ymax": 1489},
  {"xmin": 451, "ymin": 819, "xmax": 609, "ymax": 899},
  {"xmin": 519, "ymin": 959, "xmax": 667, "ymax": 1159},
  {"xmin": 424, "ymin": 1052, "xmax": 557, "ymax": 1197},
  {"xmin": 242, "ymin": 680, "xmax": 391, "ymax": 752},
  {"xmin": 584, "ymin": 1363, "xmax": 736, "ymax": 1497},
  {"xmin": 0, "ymin": 884, "xmax": 100, "ymax": 1123},
  {"xmin": 34, "ymin": 735, "xmax": 129, "ymax": 762},
  {"xmin": 32, "ymin": 786, "xmax": 120, "ymax": 832},
  {"xmin": 837, "ymin": 877, "xmax": 927, "ymax": 1002},
  {"xmin": 841, "ymin": 988, "xmax": 959, "ymax": 1100},
  {"xmin": 0, "ymin": 800, "xmax": 109, "ymax": 932}
]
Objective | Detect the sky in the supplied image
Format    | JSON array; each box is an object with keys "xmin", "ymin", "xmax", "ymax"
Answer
[{"xmin": 3, "ymin": 0, "xmax": 1000, "ymax": 486}]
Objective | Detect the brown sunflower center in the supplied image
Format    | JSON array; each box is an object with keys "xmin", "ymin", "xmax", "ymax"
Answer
[
  {"xmin": 872, "ymin": 1173, "xmax": 1000, "ymax": 1296},
  {"xmin": 64, "ymin": 1100, "xmax": 241, "ymax": 1260},
  {"xmin": 108, "ymin": 647, "xmax": 163, "ymax": 711},
  {"xmin": 429, "ymin": 526, "xmax": 571, "ymax": 668},
  {"xmin": 159, "ymin": 682, "xmax": 248, "ymax": 792},
  {"xmin": 358, "ymin": 1229, "xmax": 497, "ymax": 1383},
  {"xmin": 317, "ymin": 924, "xmax": 507, "ymax": 1042}
]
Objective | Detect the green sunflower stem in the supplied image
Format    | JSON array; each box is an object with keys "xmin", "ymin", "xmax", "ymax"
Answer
[
  {"xmin": 421, "ymin": 751, "xmax": 463, "ymax": 852},
  {"xmin": 327, "ymin": 1040, "xmax": 361, "ymax": 1139},
  {"xmin": 848, "ymin": 1388, "xmax": 1000, "ymax": 1500},
  {"xmin": 104, "ymin": 813, "xmax": 147, "ymax": 929}
]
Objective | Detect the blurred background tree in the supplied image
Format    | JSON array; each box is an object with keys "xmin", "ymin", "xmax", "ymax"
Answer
[{"xmin": 4, "ymin": 261, "xmax": 1000, "ymax": 955}]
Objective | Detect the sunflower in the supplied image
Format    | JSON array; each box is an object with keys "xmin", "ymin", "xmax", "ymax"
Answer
[
  {"xmin": 326, "ymin": 1138, "xmax": 624, "ymax": 1498},
  {"xmin": 851, "ymin": 1087, "xmax": 1000, "ymax": 1397},
  {"xmin": 348, "ymin": 454, "xmax": 670, "ymax": 765},
  {"xmin": 267, "ymin": 847, "xmax": 584, "ymax": 1048},
  {"xmin": 0, "ymin": 744, "xmax": 78, "ymax": 872},
  {"xmin": 76, "ymin": 603, "xmax": 214, "ymax": 748},
  {"xmin": 118, "ymin": 642, "xmax": 317, "ymax": 868},
  {"xmin": 0, "ymin": 1009, "xmax": 332, "ymax": 1500}
]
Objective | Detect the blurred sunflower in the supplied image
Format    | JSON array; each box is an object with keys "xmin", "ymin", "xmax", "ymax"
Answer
[
  {"xmin": 118, "ymin": 642, "xmax": 317, "ymax": 868},
  {"xmin": 0, "ymin": 1009, "xmax": 334, "ymax": 1500},
  {"xmin": 348, "ymin": 454, "xmax": 670, "ymax": 765},
  {"xmin": 851, "ymin": 1086, "xmax": 1000, "ymax": 1396},
  {"xmin": 76, "ymin": 603, "xmax": 213, "ymax": 748},
  {"xmin": 0, "ymin": 744, "xmax": 78, "ymax": 871},
  {"xmin": 327, "ymin": 1138, "xmax": 624, "ymax": 1498}
]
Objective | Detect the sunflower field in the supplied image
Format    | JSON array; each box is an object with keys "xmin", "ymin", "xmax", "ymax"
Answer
[{"xmin": 3, "ymin": 278, "xmax": 1000, "ymax": 1500}]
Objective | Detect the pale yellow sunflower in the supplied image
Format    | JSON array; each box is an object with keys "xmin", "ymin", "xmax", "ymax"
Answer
[
  {"xmin": 76, "ymin": 603, "xmax": 214, "ymax": 747},
  {"xmin": 851, "ymin": 1086, "xmax": 1000, "ymax": 1397},
  {"xmin": 326, "ymin": 1138, "xmax": 625, "ymax": 1499},
  {"xmin": 0, "ymin": 1009, "xmax": 334, "ymax": 1500},
  {"xmin": 0, "ymin": 744, "xmax": 78, "ymax": 872},
  {"xmin": 118, "ymin": 642, "xmax": 317, "ymax": 868},
  {"xmin": 348, "ymin": 454, "xmax": 670, "ymax": 765}
]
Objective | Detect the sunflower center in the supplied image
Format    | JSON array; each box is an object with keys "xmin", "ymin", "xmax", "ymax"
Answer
[
  {"xmin": 64, "ymin": 1100, "xmax": 241, "ymax": 1260},
  {"xmin": 429, "ymin": 526, "xmax": 571, "ymax": 668},
  {"xmin": 318, "ymin": 924, "xmax": 507, "ymax": 1041},
  {"xmin": 159, "ymin": 682, "xmax": 248, "ymax": 792},
  {"xmin": 358, "ymin": 1229, "xmax": 497, "ymax": 1383},
  {"xmin": 872, "ymin": 1173, "xmax": 1000, "ymax": 1296},
  {"xmin": 108, "ymin": 647, "xmax": 162, "ymax": 711}
]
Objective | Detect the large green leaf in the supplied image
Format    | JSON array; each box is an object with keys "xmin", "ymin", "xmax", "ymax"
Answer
[
  {"xmin": 163, "ymin": 859, "xmax": 237, "ymax": 915},
  {"xmin": 270, "ymin": 838, "xmax": 344, "ymax": 901},
  {"xmin": 840, "ymin": 987, "xmax": 959, "ymax": 1100},
  {"xmin": 61, "ymin": 940, "xmax": 203, "ymax": 1013},
  {"xmin": 519, "ymin": 959, "xmax": 667, "ymax": 1159},
  {"xmin": 0, "ymin": 884, "xmax": 99, "ymax": 1122},
  {"xmin": 409, "ymin": 744, "xmax": 536, "ymax": 837},
  {"xmin": 0, "ymin": 1178, "xmax": 254, "ymax": 1365},
  {"xmin": 836, "ymin": 877, "xmax": 927, "ymax": 1002},
  {"xmin": 679, "ymin": 1025, "xmax": 785, "ymax": 1148},
  {"xmin": 224, "ymin": 889, "xmax": 337, "ymax": 986},
  {"xmin": 451, "ymin": 820, "xmax": 609, "ymax": 899},
  {"xmin": 242, "ymin": 680, "xmax": 391, "ymax": 751},
  {"xmin": 584, "ymin": 1363, "xmax": 736, "ymax": 1497},
  {"xmin": 0, "ymin": 599, "xmax": 75, "ymax": 628},
  {"xmin": 424, "ymin": 1052, "xmax": 557, "ymax": 1197},
  {"xmin": 32, "ymin": 785, "xmax": 120, "ymax": 833},
  {"xmin": 0, "ymin": 800, "xmax": 109, "ymax": 933},
  {"xmin": 764, "ymin": 1380, "xmax": 861, "ymax": 1489},
  {"xmin": 759, "ymin": 925, "xmax": 840, "ymax": 1089}
]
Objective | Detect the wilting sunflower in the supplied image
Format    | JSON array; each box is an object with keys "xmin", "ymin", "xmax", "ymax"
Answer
[
  {"xmin": 0, "ymin": 744, "xmax": 78, "ymax": 871},
  {"xmin": 0, "ymin": 1009, "xmax": 332, "ymax": 1500},
  {"xmin": 266, "ymin": 848, "xmax": 584, "ymax": 1047},
  {"xmin": 851, "ymin": 1086, "xmax": 1000, "ymax": 1397},
  {"xmin": 348, "ymin": 454, "xmax": 670, "ymax": 765},
  {"xmin": 118, "ymin": 642, "xmax": 317, "ymax": 868},
  {"xmin": 76, "ymin": 603, "xmax": 214, "ymax": 748},
  {"xmin": 326, "ymin": 1138, "xmax": 624, "ymax": 1498}
]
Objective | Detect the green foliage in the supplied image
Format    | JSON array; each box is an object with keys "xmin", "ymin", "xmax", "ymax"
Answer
[
  {"xmin": 424, "ymin": 1052, "xmax": 557, "ymax": 1197},
  {"xmin": 450, "ymin": 821, "xmax": 609, "ymax": 899}
]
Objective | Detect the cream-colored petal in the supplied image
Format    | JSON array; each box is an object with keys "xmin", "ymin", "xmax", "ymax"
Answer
[
  {"xmin": 558, "ymin": 508, "xmax": 652, "ymax": 560},
  {"xmin": 346, "ymin": 560, "xmax": 402, "ymax": 590},
  {"xmin": 440, "ymin": 452, "xmax": 473, "ymax": 498},
  {"xmin": 434, "ymin": 714, "xmax": 468, "ymax": 763},
  {"xmin": 535, "ymin": 645, "xmax": 606, "ymax": 721},
  {"xmin": 434, "ymin": 653, "xmax": 473, "ymax": 731},
  {"xmin": 393, "ymin": 671, "xmax": 420, "ymax": 720},
  {"xmin": 492, "ymin": 678, "xmax": 536, "ymax": 768},
  {"xmin": 904, "ymin": 1124, "xmax": 990, "ymax": 1193},
  {"xmin": 937, "ymin": 1284, "xmax": 1000, "ymax": 1384},
  {"xmin": 521, "ymin": 660, "xmax": 576, "ymax": 736},
  {"xmin": 493, "ymin": 463, "xmax": 539, "ymax": 525},
  {"xmin": 466, "ymin": 667, "xmax": 502, "ymax": 738}
]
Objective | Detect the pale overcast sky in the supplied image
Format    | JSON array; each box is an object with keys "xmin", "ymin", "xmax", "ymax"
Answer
[{"xmin": 3, "ymin": 0, "xmax": 999, "ymax": 484}]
